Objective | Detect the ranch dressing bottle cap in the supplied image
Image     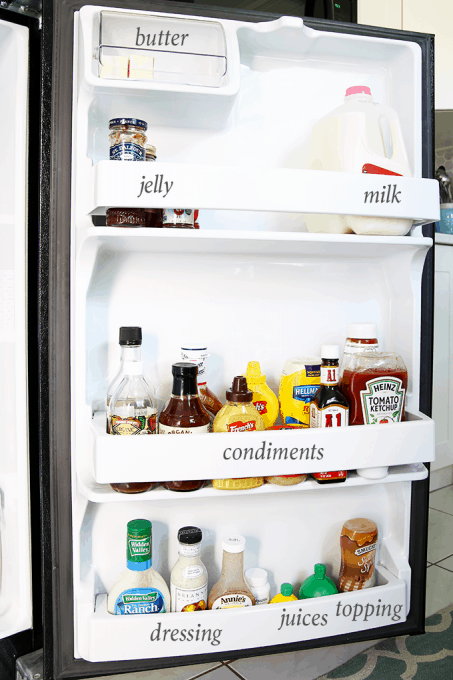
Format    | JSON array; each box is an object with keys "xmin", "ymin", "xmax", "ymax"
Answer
[{"xmin": 127, "ymin": 519, "xmax": 152, "ymax": 571}]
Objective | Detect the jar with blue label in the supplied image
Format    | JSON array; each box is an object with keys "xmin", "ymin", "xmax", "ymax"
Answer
[
  {"xmin": 107, "ymin": 118, "xmax": 147, "ymax": 228},
  {"xmin": 107, "ymin": 519, "xmax": 170, "ymax": 615}
]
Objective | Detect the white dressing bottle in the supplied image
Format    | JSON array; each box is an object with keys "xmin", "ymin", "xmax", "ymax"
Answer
[
  {"xmin": 108, "ymin": 519, "xmax": 170, "ymax": 615},
  {"xmin": 170, "ymin": 526, "xmax": 208, "ymax": 612}
]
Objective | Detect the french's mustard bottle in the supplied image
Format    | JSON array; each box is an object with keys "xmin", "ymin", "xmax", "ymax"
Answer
[
  {"xmin": 244, "ymin": 361, "xmax": 279, "ymax": 428},
  {"xmin": 212, "ymin": 376, "xmax": 265, "ymax": 490}
]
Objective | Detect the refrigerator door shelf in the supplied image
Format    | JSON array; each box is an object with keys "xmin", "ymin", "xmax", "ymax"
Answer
[
  {"xmin": 80, "ymin": 460, "xmax": 428, "ymax": 503},
  {"xmin": 89, "ymin": 161, "xmax": 440, "ymax": 226},
  {"xmin": 92, "ymin": 411, "xmax": 434, "ymax": 485},
  {"xmin": 80, "ymin": 225, "xmax": 433, "ymax": 258},
  {"xmin": 97, "ymin": 11, "xmax": 227, "ymax": 88},
  {"xmin": 80, "ymin": 565, "xmax": 406, "ymax": 663},
  {"xmin": 79, "ymin": 5, "xmax": 239, "ymax": 95}
]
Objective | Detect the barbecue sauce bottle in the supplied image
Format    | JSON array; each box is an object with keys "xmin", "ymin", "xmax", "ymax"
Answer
[
  {"xmin": 159, "ymin": 363, "xmax": 209, "ymax": 492},
  {"xmin": 310, "ymin": 345, "xmax": 349, "ymax": 484}
]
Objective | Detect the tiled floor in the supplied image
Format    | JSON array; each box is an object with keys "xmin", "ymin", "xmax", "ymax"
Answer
[{"xmin": 88, "ymin": 484, "xmax": 453, "ymax": 680}]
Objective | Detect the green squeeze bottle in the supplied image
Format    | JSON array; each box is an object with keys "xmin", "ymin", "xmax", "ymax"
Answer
[{"xmin": 299, "ymin": 564, "xmax": 338, "ymax": 599}]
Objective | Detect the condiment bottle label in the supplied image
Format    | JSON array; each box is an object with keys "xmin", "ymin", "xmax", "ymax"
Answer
[
  {"xmin": 211, "ymin": 594, "xmax": 253, "ymax": 609},
  {"xmin": 162, "ymin": 209, "xmax": 194, "ymax": 226},
  {"xmin": 227, "ymin": 420, "xmax": 256, "ymax": 433},
  {"xmin": 110, "ymin": 142, "xmax": 145, "ymax": 161},
  {"xmin": 253, "ymin": 400, "xmax": 268, "ymax": 415},
  {"xmin": 170, "ymin": 583, "xmax": 207, "ymax": 612},
  {"xmin": 310, "ymin": 404, "xmax": 349, "ymax": 428},
  {"xmin": 182, "ymin": 565, "xmax": 204, "ymax": 580},
  {"xmin": 158, "ymin": 423, "xmax": 209, "ymax": 434},
  {"xmin": 343, "ymin": 344, "xmax": 379, "ymax": 356},
  {"xmin": 113, "ymin": 587, "xmax": 166, "ymax": 614},
  {"xmin": 321, "ymin": 366, "xmax": 339, "ymax": 384},
  {"xmin": 359, "ymin": 377, "xmax": 405, "ymax": 424},
  {"xmin": 109, "ymin": 413, "xmax": 157, "ymax": 435},
  {"xmin": 313, "ymin": 471, "xmax": 347, "ymax": 480}
]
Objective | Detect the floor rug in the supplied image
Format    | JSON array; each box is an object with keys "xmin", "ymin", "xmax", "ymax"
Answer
[{"xmin": 317, "ymin": 604, "xmax": 453, "ymax": 680}]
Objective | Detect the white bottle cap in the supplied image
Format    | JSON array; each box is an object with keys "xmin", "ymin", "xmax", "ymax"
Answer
[
  {"xmin": 346, "ymin": 323, "xmax": 378, "ymax": 340},
  {"xmin": 321, "ymin": 345, "xmax": 340, "ymax": 359},
  {"xmin": 245, "ymin": 567, "xmax": 268, "ymax": 587},
  {"xmin": 123, "ymin": 361, "xmax": 143, "ymax": 375},
  {"xmin": 222, "ymin": 534, "xmax": 246, "ymax": 553}
]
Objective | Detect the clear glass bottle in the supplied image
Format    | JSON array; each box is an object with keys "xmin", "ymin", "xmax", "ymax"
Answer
[
  {"xmin": 106, "ymin": 326, "xmax": 146, "ymax": 431},
  {"xmin": 106, "ymin": 117, "xmax": 147, "ymax": 228},
  {"xmin": 159, "ymin": 363, "xmax": 209, "ymax": 492},
  {"xmin": 208, "ymin": 535, "xmax": 255, "ymax": 609},
  {"xmin": 170, "ymin": 526, "xmax": 208, "ymax": 612},
  {"xmin": 180, "ymin": 343, "xmax": 222, "ymax": 430},
  {"xmin": 108, "ymin": 360, "xmax": 157, "ymax": 494},
  {"xmin": 107, "ymin": 519, "xmax": 170, "ymax": 614},
  {"xmin": 310, "ymin": 345, "xmax": 349, "ymax": 484},
  {"xmin": 340, "ymin": 322, "xmax": 379, "ymax": 377}
]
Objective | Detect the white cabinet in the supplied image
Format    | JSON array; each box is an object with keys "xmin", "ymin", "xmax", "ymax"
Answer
[
  {"xmin": 358, "ymin": 0, "xmax": 402, "ymax": 30},
  {"xmin": 432, "ymin": 238, "xmax": 453, "ymax": 470},
  {"xmin": 360, "ymin": 1, "xmax": 453, "ymax": 109},
  {"xmin": 402, "ymin": 0, "xmax": 453, "ymax": 110}
]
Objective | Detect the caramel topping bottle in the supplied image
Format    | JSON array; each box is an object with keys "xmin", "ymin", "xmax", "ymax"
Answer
[
  {"xmin": 208, "ymin": 535, "xmax": 255, "ymax": 609},
  {"xmin": 338, "ymin": 518, "xmax": 378, "ymax": 592},
  {"xmin": 159, "ymin": 363, "xmax": 209, "ymax": 492}
]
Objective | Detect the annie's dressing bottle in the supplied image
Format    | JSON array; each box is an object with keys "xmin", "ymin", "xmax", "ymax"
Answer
[{"xmin": 208, "ymin": 535, "xmax": 255, "ymax": 609}]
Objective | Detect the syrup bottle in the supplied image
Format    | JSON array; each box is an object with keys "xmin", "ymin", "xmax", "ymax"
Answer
[{"xmin": 310, "ymin": 345, "xmax": 349, "ymax": 484}]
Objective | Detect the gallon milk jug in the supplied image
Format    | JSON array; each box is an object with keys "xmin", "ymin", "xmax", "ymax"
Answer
[{"xmin": 305, "ymin": 86, "xmax": 412, "ymax": 236}]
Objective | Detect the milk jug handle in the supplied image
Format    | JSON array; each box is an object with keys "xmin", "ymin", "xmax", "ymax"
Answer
[{"xmin": 378, "ymin": 105, "xmax": 411, "ymax": 172}]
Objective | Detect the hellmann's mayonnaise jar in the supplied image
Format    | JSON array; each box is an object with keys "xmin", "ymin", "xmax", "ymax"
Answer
[{"xmin": 279, "ymin": 357, "xmax": 321, "ymax": 428}]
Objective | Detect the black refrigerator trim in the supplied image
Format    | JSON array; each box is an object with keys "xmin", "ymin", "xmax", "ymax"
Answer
[
  {"xmin": 0, "ymin": 5, "xmax": 43, "ymax": 680},
  {"xmin": 39, "ymin": 1, "xmax": 435, "ymax": 678}
]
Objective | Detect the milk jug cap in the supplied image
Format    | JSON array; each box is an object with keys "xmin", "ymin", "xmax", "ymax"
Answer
[
  {"xmin": 345, "ymin": 85, "xmax": 371, "ymax": 97},
  {"xmin": 346, "ymin": 323, "xmax": 378, "ymax": 340},
  {"xmin": 245, "ymin": 361, "xmax": 266, "ymax": 384},
  {"xmin": 280, "ymin": 583, "xmax": 294, "ymax": 597},
  {"xmin": 226, "ymin": 376, "xmax": 253, "ymax": 402}
]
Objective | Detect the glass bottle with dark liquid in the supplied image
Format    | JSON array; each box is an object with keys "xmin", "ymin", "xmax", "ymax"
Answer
[
  {"xmin": 310, "ymin": 345, "xmax": 349, "ymax": 484},
  {"xmin": 159, "ymin": 363, "xmax": 209, "ymax": 492}
]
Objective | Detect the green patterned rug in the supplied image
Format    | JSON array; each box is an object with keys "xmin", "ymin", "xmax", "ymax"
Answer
[{"xmin": 318, "ymin": 604, "xmax": 453, "ymax": 680}]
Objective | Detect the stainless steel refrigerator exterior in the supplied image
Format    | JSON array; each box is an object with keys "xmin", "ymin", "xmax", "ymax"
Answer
[
  {"xmin": 37, "ymin": 1, "xmax": 435, "ymax": 678},
  {"xmin": 0, "ymin": 5, "xmax": 42, "ymax": 679}
]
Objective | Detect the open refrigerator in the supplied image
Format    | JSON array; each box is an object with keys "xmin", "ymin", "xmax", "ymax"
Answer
[{"xmin": 0, "ymin": 1, "xmax": 440, "ymax": 679}]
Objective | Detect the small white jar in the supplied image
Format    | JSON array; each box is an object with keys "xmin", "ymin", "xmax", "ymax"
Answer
[{"xmin": 245, "ymin": 568, "xmax": 270, "ymax": 605}]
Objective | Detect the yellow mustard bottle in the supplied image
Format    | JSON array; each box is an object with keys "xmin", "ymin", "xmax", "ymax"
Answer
[
  {"xmin": 244, "ymin": 361, "xmax": 279, "ymax": 429},
  {"xmin": 269, "ymin": 583, "xmax": 298, "ymax": 603},
  {"xmin": 213, "ymin": 376, "xmax": 265, "ymax": 490}
]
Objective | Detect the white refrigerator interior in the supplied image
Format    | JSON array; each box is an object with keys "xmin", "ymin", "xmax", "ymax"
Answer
[
  {"xmin": 0, "ymin": 18, "xmax": 32, "ymax": 638},
  {"xmin": 71, "ymin": 6, "xmax": 437, "ymax": 663}
]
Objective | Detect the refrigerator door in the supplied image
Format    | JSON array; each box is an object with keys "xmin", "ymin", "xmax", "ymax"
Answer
[
  {"xmin": 40, "ymin": 1, "xmax": 435, "ymax": 678},
  {"xmin": 0, "ymin": 5, "xmax": 42, "ymax": 677},
  {"xmin": 0, "ymin": 11, "xmax": 32, "ymax": 641}
]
